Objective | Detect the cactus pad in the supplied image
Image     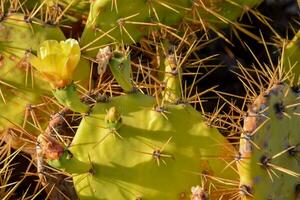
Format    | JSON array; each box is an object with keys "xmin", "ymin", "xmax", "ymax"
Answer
[
  {"xmin": 238, "ymin": 83, "xmax": 300, "ymax": 199},
  {"xmin": 50, "ymin": 92, "xmax": 237, "ymax": 199}
]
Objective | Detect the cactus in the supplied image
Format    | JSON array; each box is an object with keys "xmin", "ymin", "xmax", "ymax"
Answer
[
  {"xmin": 1, "ymin": 0, "xmax": 298, "ymax": 199},
  {"xmin": 63, "ymin": 94, "xmax": 237, "ymax": 199},
  {"xmin": 37, "ymin": 48, "xmax": 238, "ymax": 200},
  {"xmin": 80, "ymin": 0, "xmax": 263, "ymax": 56},
  {"xmin": 237, "ymin": 82, "xmax": 300, "ymax": 199}
]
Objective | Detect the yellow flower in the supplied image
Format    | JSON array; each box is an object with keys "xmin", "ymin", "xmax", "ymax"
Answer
[{"xmin": 30, "ymin": 39, "xmax": 81, "ymax": 88}]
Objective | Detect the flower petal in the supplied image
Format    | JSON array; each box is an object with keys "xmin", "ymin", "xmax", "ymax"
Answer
[{"xmin": 30, "ymin": 39, "xmax": 81, "ymax": 88}]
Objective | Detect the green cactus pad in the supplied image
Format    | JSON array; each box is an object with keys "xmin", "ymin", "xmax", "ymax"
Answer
[
  {"xmin": 283, "ymin": 30, "xmax": 300, "ymax": 84},
  {"xmin": 162, "ymin": 52, "xmax": 182, "ymax": 103},
  {"xmin": 50, "ymin": 92, "xmax": 237, "ymax": 199},
  {"xmin": 80, "ymin": 0, "xmax": 262, "ymax": 57},
  {"xmin": 108, "ymin": 50, "xmax": 133, "ymax": 92},
  {"xmin": 238, "ymin": 83, "xmax": 300, "ymax": 199}
]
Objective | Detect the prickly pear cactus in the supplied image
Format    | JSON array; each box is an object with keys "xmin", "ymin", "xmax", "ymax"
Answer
[
  {"xmin": 238, "ymin": 83, "xmax": 300, "ymax": 199},
  {"xmin": 1, "ymin": 1, "xmax": 289, "ymax": 199},
  {"xmin": 48, "ymin": 93, "xmax": 236, "ymax": 200},
  {"xmin": 80, "ymin": 0, "xmax": 263, "ymax": 56},
  {"xmin": 38, "ymin": 47, "xmax": 238, "ymax": 200}
]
